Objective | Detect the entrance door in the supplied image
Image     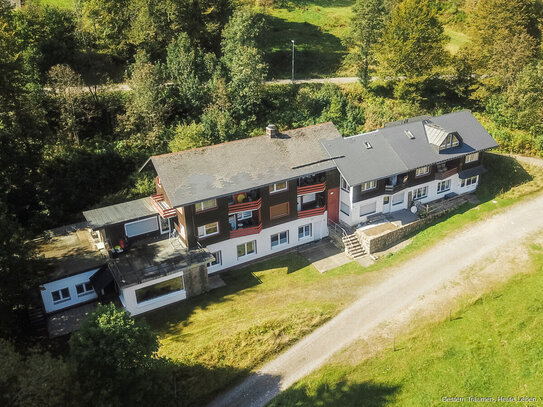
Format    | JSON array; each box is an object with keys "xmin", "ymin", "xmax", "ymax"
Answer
[
  {"xmin": 382, "ymin": 196, "xmax": 391, "ymax": 214},
  {"xmin": 327, "ymin": 187, "xmax": 339, "ymax": 223}
]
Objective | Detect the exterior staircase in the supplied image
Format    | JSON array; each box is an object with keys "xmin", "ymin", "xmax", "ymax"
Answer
[
  {"xmin": 328, "ymin": 220, "xmax": 366, "ymax": 259},
  {"xmin": 342, "ymin": 233, "xmax": 366, "ymax": 259},
  {"xmin": 28, "ymin": 306, "xmax": 47, "ymax": 337}
]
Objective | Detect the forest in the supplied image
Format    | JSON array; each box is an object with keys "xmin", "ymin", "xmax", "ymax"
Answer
[{"xmin": 1, "ymin": 0, "xmax": 543, "ymax": 405}]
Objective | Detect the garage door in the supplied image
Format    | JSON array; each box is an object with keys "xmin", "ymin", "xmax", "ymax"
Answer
[{"xmin": 124, "ymin": 217, "xmax": 159, "ymax": 238}]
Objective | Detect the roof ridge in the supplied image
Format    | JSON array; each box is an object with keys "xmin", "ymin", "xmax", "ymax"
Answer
[{"xmin": 151, "ymin": 122, "xmax": 336, "ymax": 160}]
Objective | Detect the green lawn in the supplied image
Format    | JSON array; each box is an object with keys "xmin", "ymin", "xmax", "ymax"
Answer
[
  {"xmin": 140, "ymin": 154, "xmax": 543, "ymax": 405},
  {"xmin": 39, "ymin": 0, "xmax": 73, "ymax": 8},
  {"xmin": 269, "ymin": 239, "xmax": 543, "ymax": 406},
  {"xmin": 261, "ymin": 0, "xmax": 355, "ymax": 79}
]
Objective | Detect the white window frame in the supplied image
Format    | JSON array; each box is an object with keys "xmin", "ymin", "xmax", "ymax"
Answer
[
  {"xmin": 461, "ymin": 175, "xmax": 479, "ymax": 187},
  {"xmin": 51, "ymin": 288, "xmax": 71, "ymax": 304},
  {"xmin": 197, "ymin": 222, "xmax": 219, "ymax": 238},
  {"xmin": 413, "ymin": 186, "xmax": 428, "ymax": 200},
  {"xmin": 465, "ymin": 152, "xmax": 479, "ymax": 163},
  {"xmin": 75, "ymin": 282, "xmax": 94, "ymax": 297},
  {"xmin": 237, "ymin": 210, "xmax": 253, "ymax": 220},
  {"xmin": 341, "ymin": 177, "xmax": 350, "ymax": 192},
  {"xmin": 207, "ymin": 251, "xmax": 222, "ymax": 267},
  {"xmin": 195, "ymin": 199, "xmax": 217, "ymax": 212},
  {"xmin": 415, "ymin": 166, "xmax": 430, "ymax": 177},
  {"xmin": 298, "ymin": 224, "xmax": 312, "ymax": 240},
  {"xmin": 237, "ymin": 241, "xmax": 256, "ymax": 258},
  {"xmin": 271, "ymin": 231, "xmax": 289, "ymax": 249},
  {"xmin": 340, "ymin": 201, "xmax": 350, "ymax": 215},
  {"xmin": 269, "ymin": 181, "xmax": 288, "ymax": 194},
  {"xmin": 124, "ymin": 216, "xmax": 159, "ymax": 238},
  {"xmin": 159, "ymin": 217, "xmax": 170, "ymax": 234},
  {"xmin": 360, "ymin": 180, "xmax": 377, "ymax": 192},
  {"xmin": 440, "ymin": 134, "xmax": 460, "ymax": 150},
  {"xmin": 359, "ymin": 202, "xmax": 377, "ymax": 217},
  {"xmin": 437, "ymin": 180, "xmax": 451, "ymax": 193}
]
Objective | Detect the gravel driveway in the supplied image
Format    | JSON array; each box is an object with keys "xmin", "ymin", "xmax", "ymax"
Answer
[{"xmin": 208, "ymin": 190, "xmax": 543, "ymax": 407}]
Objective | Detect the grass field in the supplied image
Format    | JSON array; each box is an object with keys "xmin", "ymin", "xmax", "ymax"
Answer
[
  {"xmin": 141, "ymin": 154, "xmax": 543, "ymax": 405},
  {"xmin": 270, "ymin": 239, "xmax": 543, "ymax": 406},
  {"xmin": 39, "ymin": 0, "xmax": 73, "ymax": 8}
]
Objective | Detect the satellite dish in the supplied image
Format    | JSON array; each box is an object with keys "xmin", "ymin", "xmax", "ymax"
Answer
[{"xmin": 410, "ymin": 206, "xmax": 418, "ymax": 214}]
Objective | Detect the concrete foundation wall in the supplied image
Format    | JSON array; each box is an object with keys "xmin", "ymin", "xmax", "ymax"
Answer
[{"xmin": 184, "ymin": 264, "xmax": 209, "ymax": 298}]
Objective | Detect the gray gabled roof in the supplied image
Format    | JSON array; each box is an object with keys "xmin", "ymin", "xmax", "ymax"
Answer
[
  {"xmin": 151, "ymin": 122, "xmax": 342, "ymax": 208},
  {"xmin": 424, "ymin": 122, "xmax": 456, "ymax": 148},
  {"xmin": 322, "ymin": 110, "xmax": 498, "ymax": 186},
  {"xmin": 83, "ymin": 197, "xmax": 157, "ymax": 229}
]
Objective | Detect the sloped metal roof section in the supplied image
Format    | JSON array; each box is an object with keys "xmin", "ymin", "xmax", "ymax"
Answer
[
  {"xmin": 83, "ymin": 197, "xmax": 157, "ymax": 230},
  {"xmin": 424, "ymin": 121, "xmax": 452, "ymax": 147}
]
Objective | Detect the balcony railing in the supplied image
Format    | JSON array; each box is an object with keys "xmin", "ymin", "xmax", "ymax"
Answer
[
  {"xmin": 435, "ymin": 167, "xmax": 458, "ymax": 180},
  {"xmin": 298, "ymin": 205, "xmax": 326, "ymax": 219},
  {"xmin": 229, "ymin": 223, "xmax": 262, "ymax": 239},
  {"xmin": 228, "ymin": 197, "xmax": 262, "ymax": 214},
  {"xmin": 297, "ymin": 181, "xmax": 326, "ymax": 196},
  {"xmin": 151, "ymin": 194, "xmax": 177, "ymax": 218}
]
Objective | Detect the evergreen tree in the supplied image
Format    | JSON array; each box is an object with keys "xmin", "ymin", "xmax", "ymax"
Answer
[{"xmin": 347, "ymin": 0, "xmax": 387, "ymax": 86}]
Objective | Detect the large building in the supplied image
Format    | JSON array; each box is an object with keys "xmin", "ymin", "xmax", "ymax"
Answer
[{"xmin": 37, "ymin": 111, "xmax": 497, "ymax": 320}]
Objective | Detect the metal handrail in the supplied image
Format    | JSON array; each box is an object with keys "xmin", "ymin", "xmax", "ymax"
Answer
[{"xmin": 327, "ymin": 219, "xmax": 355, "ymax": 254}]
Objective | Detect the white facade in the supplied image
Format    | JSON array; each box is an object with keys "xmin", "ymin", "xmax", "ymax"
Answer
[
  {"xmin": 40, "ymin": 268, "xmax": 100, "ymax": 314},
  {"xmin": 340, "ymin": 174, "xmax": 479, "ymax": 227},
  {"xmin": 205, "ymin": 213, "xmax": 329, "ymax": 273},
  {"xmin": 119, "ymin": 270, "xmax": 186, "ymax": 316}
]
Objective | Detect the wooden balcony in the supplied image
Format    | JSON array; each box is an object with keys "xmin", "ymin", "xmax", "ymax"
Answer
[
  {"xmin": 151, "ymin": 194, "xmax": 177, "ymax": 219},
  {"xmin": 297, "ymin": 181, "xmax": 326, "ymax": 196},
  {"xmin": 229, "ymin": 223, "xmax": 262, "ymax": 239},
  {"xmin": 435, "ymin": 167, "xmax": 458, "ymax": 180},
  {"xmin": 298, "ymin": 205, "xmax": 326, "ymax": 219},
  {"xmin": 228, "ymin": 197, "xmax": 262, "ymax": 214}
]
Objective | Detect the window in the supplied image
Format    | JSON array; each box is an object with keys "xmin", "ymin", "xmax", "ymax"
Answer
[
  {"xmin": 270, "ymin": 202, "xmax": 289, "ymax": 219},
  {"xmin": 269, "ymin": 181, "xmax": 288, "ymax": 194},
  {"xmin": 461, "ymin": 175, "xmax": 479, "ymax": 187},
  {"xmin": 135, "ymin": 276, "xmax": 184, "ymax": 304},
  {"xmin": 413, "ymin": 186, "xmax": 428, "ymax": 200},
  {"xmin": 383, "ymin": 196, "xmax": 390, "ymax": 205},
  {"xmin": 159, "ymin": 217, "xmax": 170, "ymax": 234},
  {"xmin": 360, "ymin": 180, "xmax": 376, "ymax": 192},
  {"xmin": 360, "ymin": 202, "xmax": 377, "ymax": 217},
  {"xmin": 179, "ymin": 223, "xmax": 186, "ymax": 239},
  {"xmin": 341, "ymin": 177, "xmax": 349, "ymax": 192},
  {"xmin": 298, "ymin": 224, "xmax": 312, "ymax": 240},
  {"xmin": 51, "ymin": 288, "xmax": 70, "ymax": 303},
  {"xmin": 75, "ymin": 282, "xmax": 94, "ymax": 296},
  {"xmin": 340, "ymin": 201, "xmax": 350, "ymax": 215},
  {"xmin": 124, "ymin": 217, "xmax": 159, "ymax": 238},
  {"xmin": 415, "ymin": 166, "xmax": 430, "ymax": 177},
  {"xmin": 465, "ymin": 152, "xmax": 479, "ymax": 163},
  {"xmin": 271, "ymin": 231, "xmax": 289, "ymax": 248},
  {"xmin": 195, "ymin": 199, "xmax": 217, "ymax": 212},
  {"xmin": 237, "ymin": 241, "xmax": 256, "ymax": 258},
  {"xmin": 437, "ymin": 180, "xmax": 451, "ymax": 193},
  {"xmin": 237, "ymin": 210, "xmax": 252, "ymax": 220},
  {"xmin": 207, "ymin": 251, "xmax": 222, "ymax": 267},
  {"xmin": 197, "ymin": 221, "xmax": 219, "ymax": 238},
  {"xmin": 392, "ymin": 192, "xmax": 404, "ymax": 205},
  {"xmin": 439, "ymin": 133, "xmax": 460, "ymax": 150}
]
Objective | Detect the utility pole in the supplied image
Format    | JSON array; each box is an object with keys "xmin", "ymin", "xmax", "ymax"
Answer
[{"xmin": 291, "ymin": 40, "xmax": 295, "ymax": 83}]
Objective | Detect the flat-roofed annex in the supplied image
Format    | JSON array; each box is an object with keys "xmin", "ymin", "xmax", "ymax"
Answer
[{"xmin": 149, "ymin": 122, "xmax": 342, "ymax": 208}]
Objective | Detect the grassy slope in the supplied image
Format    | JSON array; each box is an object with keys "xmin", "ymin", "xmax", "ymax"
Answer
[
  {"xmin": 39, "ymin": 0, "xmax": 73, "ymax": 8},
  {"xmin": 143, "ymin": 154, "xmax": 543, "ymax": 405},
  {"xmin": 270, "ymin": 242, "xmax": 543, "ymax": 406}
]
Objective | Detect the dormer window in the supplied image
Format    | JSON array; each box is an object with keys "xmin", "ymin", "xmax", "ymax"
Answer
[
  {"xmin": 439, "ymin": 133, "xmax": 460, "ymax": 150},
  {"xmin": 415, "ymin": 166, "xmax": 430, "ymax": 177}
]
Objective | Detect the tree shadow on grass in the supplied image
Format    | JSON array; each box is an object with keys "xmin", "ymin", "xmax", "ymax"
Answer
[
  {"xmin": 142, "ymin": 252, "xmax": 311, "ymax": 335},
  {"xmin": 270, "ymin": 380, "xmax": 401, "ymax": 406},
  {"xmin": 262, "ymin": 15, "xmax": 346, "ymax": 79}
]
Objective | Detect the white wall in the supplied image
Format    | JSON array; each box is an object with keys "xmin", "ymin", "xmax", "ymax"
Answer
[
  {"xmin": 341, "ymin": 174, "xmax": 479, "ymax": 227},
  {"xmin": 120, "ymin": 270, "xmax": 186, "ymax": 316},
  {"xmin": 40, "ymin": 268, "xmax": 100, "ymax": 314},
  {"xmin": 205, "ymin": 213, "xmax": 329, "ymax": 273}
]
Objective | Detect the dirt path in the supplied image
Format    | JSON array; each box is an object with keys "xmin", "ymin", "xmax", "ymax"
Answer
[{"xmin": 208, "ymin": 191, "xmax": 543, "ymax": 407}]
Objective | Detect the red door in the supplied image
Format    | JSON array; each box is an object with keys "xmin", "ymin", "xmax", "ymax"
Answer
[{"xmin": 327, "ymin": 187, "xmax": 340, "ymax": 223}]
